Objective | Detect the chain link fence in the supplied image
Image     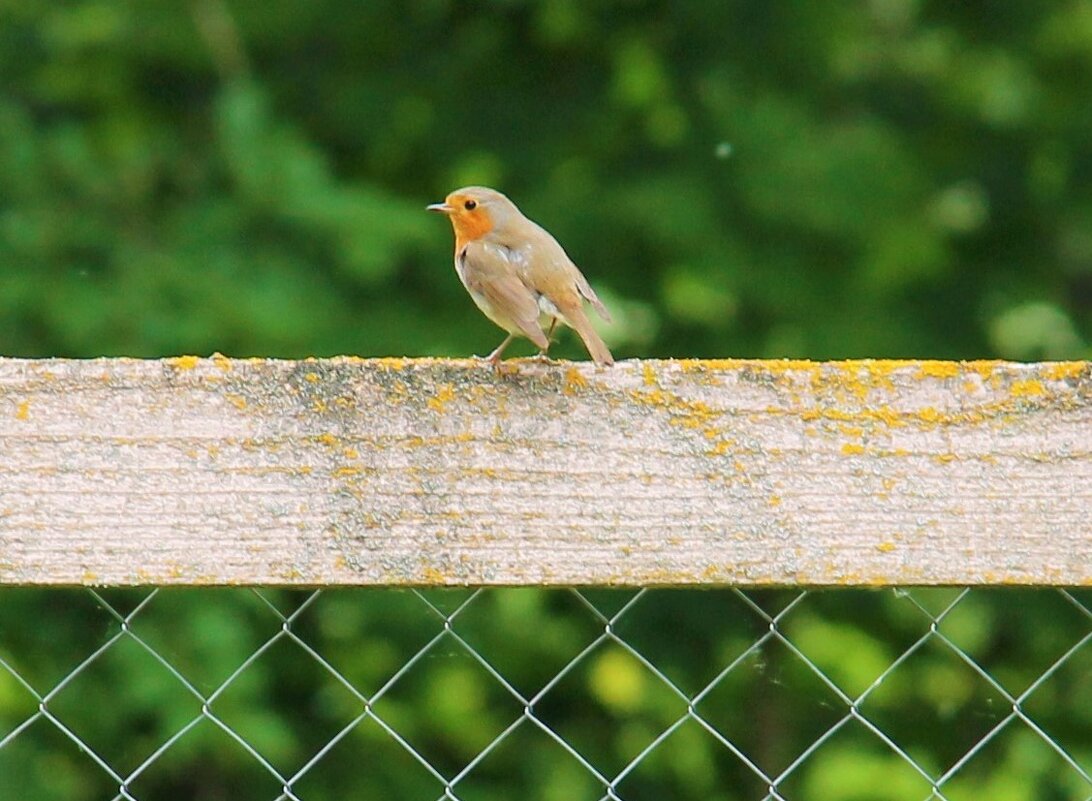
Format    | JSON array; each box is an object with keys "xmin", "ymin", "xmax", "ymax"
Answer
[{"xmin": 1, "ymin": 586, "xmax": 1089, "ymax": 800}]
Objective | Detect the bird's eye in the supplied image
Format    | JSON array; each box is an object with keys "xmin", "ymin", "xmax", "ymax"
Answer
[{"xmin": 464, "ymin": 199, "xmax": 477, "ymax": 210}]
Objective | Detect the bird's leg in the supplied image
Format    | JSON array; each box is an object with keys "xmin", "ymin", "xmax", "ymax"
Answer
[
  {"xmin": 532, "ymin": 319, "xmax": 559, "ymax": 363},
  {"xmin": 484, "ymin": 334, "xmax": 516, "ymax": 366}
]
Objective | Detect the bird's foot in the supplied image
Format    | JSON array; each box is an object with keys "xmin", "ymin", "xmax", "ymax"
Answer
[
  {"xmin": 489, "ymin": 357, "xmax": 520, "ymax": 376},
  {"xmin": 474, "ymin": 352, "xmax": 519, "ymax": 376}
]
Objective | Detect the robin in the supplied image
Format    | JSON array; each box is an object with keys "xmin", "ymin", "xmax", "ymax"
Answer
[{"xmin": 427, "ymin": 186, "xmax": 614, "ymax": 366}]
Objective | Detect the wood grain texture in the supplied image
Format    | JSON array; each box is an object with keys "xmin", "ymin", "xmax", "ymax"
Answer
[{"xmin": 0, "ymin": 356, "xmax": 1088, "ymax": 587}]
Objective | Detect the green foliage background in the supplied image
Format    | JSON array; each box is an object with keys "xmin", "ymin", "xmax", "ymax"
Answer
[
  {"xmin": 2, "ymin": 0, "xmax": 1090, "ymax": 361},
  {"xmin": 0, "ymin": 1, "xmax": 1090, "ymax": 799}
]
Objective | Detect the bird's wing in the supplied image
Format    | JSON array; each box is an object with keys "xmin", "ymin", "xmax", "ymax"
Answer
[
  {"xmin": 514, "ymin": 233, "xmax": 614, "ymax": 366},
  {"xmin": 570, "ymin": 267, "xmax": 612, "ymax": 323},
  {"xmin": 519, "ymin": 224, "xmax": 612, "ymax": 323},
  {"xmin": 461, "ymin": 241, "xmax": 549, "ymax": 349}
]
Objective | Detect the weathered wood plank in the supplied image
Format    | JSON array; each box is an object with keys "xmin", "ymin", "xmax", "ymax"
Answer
[{"xmin": 0, "ymin": 357, "xmax": 1088, "ymax": 586}]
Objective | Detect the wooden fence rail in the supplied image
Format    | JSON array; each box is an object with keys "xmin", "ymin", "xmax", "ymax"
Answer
[{"xmin": 0, "ymin": 357, "xmax": 1088, "ymax": 587}]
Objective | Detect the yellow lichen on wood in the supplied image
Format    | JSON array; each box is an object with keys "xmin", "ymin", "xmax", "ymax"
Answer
[
  {"xmin": 1044, "ymin": 362, "xmax": 1086, "ymax": 380},
  {"xmin": 835, "ymin": 361, "xmax": 901, "ymax": 400},
  {"xmin": 629, "ymin": 387, "xmax": 721, "ymax": 435},
  {"xmin": 420, "ymin": 566, "xmax": 447, "ymax": 584},
  {"xmin": 1010, "ymin": 380, "xmax": 1046, "ymax": 398},
  {"xmin": 428, "ymin": 384, "xmax": 456, "ymax": 413},
  {"xmin": 800, "ymin": 405, "xmax": 904, "ymax": 427},
  {"xmin": 968, "ymin": 360, "xmax": 1003, "ymax": 379},
  {"xmin": 169, "ymin": 355, "xmax": 200, "ymax": 370},
  {"xmin": 917, "ymin": 407, "xmax": 942, "ymax": 424},
  {"xmin": 707, "ymin": 440, "xmax": 734, "ymax": 457},
  {"xmin": 563, "ymin": 368, "xmax": 588, "ymax": 394},
  {"xmin": 916, "ymin": 361, "xmax": 962, "ymax": 379}
]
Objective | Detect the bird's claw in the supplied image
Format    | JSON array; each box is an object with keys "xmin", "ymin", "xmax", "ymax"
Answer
[{"xmin": 475, "ymin": 354, "xmax": 519, "ymax": 376}]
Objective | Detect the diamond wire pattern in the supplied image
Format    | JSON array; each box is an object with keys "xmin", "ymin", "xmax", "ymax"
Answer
[{"xmin": 0, "ymin": 588, "xmax": 1088, "ymax": 800}]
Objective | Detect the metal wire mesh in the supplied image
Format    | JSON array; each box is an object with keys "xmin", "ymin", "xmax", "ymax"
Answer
[{"xmin": 0, "ymin": 587, "xmax": 1089, "ymax": 800}]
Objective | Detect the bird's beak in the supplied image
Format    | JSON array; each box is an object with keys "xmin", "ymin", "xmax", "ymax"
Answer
[{"xmin": 426, "ymin": 202, "xmax": 453, "ymax": 214}]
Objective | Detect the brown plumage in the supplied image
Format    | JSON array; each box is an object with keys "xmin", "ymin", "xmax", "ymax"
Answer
[{"xmin": 427, "ymin": 186, "xmax": 614, "ymax": 366}]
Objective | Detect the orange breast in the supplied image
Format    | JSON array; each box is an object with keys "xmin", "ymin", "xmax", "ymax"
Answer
[{"xmin": 451, "ymin": 209, "xmax": 494, "ymax": 252}]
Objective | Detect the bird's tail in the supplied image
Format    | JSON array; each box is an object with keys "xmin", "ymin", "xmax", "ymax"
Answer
[{"xmin": 564, "ymin": 304, "xmax": 614, "ymax": 366}]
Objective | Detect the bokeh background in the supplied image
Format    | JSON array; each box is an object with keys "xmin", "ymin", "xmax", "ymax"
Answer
[
  {"xmin": 1, "ymin": 1, "xmax": 1090, "ymax": 361},
  {"xmin": 0, "ymin": 2, "xmax": 1090, "ymax": 799}
]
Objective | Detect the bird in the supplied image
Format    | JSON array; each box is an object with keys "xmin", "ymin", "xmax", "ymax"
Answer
[{"xmin": 427, "ymin": 186, "xmax": 614, "ymax": 366}]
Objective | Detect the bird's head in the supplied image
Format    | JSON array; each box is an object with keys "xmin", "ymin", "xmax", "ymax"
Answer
[{"xmin": 427, "ymin": 186, "xmax": 517, "ymax": 242}]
